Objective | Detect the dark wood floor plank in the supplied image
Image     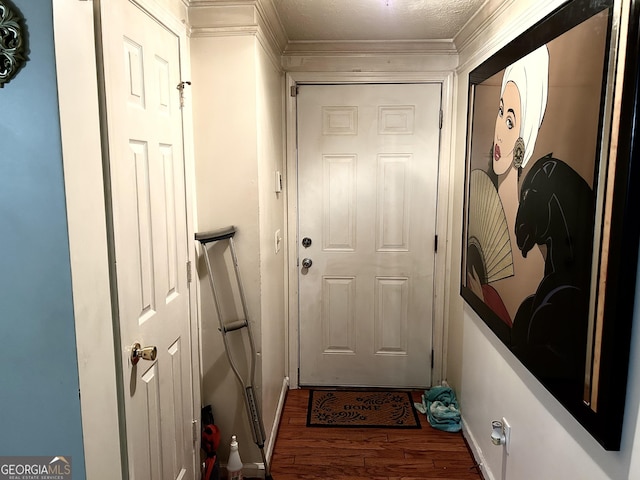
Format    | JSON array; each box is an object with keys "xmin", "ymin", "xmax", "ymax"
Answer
[{"xmin": 294, "ymin": 454, "xmax": 366, "ymax": 467}]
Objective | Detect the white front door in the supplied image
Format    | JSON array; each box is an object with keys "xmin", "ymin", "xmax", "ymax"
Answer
[
  {"xmin": 297, "ymin": 84, "xmax": 441, "ymax": 388},
  {"xmin": 99, "ymin": 1, "xmax": 195, "ymax": 478}
]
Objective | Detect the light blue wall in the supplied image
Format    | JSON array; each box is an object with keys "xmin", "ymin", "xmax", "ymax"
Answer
[{"xmin": 0, "ymin": 0, "xmax": 86, "ymax": 475}]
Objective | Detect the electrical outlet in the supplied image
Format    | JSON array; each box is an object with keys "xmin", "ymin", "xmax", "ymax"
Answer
[{"xmin": 502, "ymin": 417, "xmax": 511, "ymax": 455}]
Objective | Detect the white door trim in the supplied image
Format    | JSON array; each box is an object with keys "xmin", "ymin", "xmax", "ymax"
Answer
[
  {"xmin": 54, "ymin": 0, "xmax": 200, "ymax": 477},
  {"xmin": 285, "ymin": 71, "xmax": 454, "ymax": 389},
  {"xmin": 53, "ymin": 0, "xmax": 123, "ymax": 477}
]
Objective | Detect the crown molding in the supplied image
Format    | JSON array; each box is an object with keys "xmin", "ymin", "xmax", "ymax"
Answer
[
  {"xmin": 187, "ymin": 0, "xmax": 288, "ymax": 54},
  {"xmin": 283, "ymin": 39, "xmax": 457, "ymax": 56},
  {"xmin": 255, "ymin": 0, "xmax": 288, "ymax": 52},
  {"xmin": 281, "ymin": 38, "xmax": 458, "ymax": 73},
  {"xmin": 453, "ymin": 0, "xmax": 515, "ymax": 53},
  {"xmin": 282, "ymin": 53, "xmax": 458, "ymax": 74},
  {"xmin": 189, "ymin": 24, "xmax": 259, "ymax": 37},
  {"xmin": 455, "ymin": 0, "xmax": 569, "ymax": 72}
]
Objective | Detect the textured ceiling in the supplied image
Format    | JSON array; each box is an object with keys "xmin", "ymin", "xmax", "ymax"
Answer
[{"xmin": 273, "ymin": 0, "xmax": 486, "ymax": 42}]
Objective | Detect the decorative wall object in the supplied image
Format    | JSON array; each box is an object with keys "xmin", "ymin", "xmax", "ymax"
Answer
[
  {"xmin": 0, "ymin": 0, "xmax": 26, "ymax": 87},
  {"xmin": 461, "ymin": 0, "xmax": 640, "ymax": 450}
]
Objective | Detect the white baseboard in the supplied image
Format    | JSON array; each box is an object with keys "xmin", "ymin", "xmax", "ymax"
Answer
[
  {"xmin": 233, "ymin": 376, "xmax": 290, "ymax": 479},
  {"xmin": 461, "ymin": 415, "xmax": 494, "ymax": 480},
  {"xmin": 267, "ymin": 376, "xmax": 290, "ymax": 460},
  {"xmin": 237, "ymin": 462, "xmax": 264, "ymax": 478}
]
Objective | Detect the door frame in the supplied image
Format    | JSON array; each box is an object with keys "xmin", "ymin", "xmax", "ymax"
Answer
[
  {"xmin": 285, "ymin": 71, "xmax": 454, "ymax": 389},
  {"xmin": 54, "ymin": 0, "xmax": 200, "ymax": 478}
]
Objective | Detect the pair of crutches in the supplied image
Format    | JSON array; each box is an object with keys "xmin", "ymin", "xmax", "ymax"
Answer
[{"xmin": 196, "ymin": 226, "xmax": 273, "ymax": 480}]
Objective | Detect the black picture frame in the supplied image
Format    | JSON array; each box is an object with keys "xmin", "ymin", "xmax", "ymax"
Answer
[{"xmin": 460, "ymin": 0, "xmax": 640, "ymax": 450}]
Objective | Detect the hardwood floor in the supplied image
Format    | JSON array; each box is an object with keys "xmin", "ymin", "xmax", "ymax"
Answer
[{"xmin": 269, "ymin": 389, "xmax": 483, "ymax": 480}]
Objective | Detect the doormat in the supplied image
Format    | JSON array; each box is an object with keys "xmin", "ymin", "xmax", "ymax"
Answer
[{"xmin": 306, "ymin": 390, "xmax": 421, "ymax": 428}]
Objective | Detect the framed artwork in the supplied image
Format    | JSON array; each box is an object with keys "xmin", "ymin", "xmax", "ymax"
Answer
[{"xmin": 461, "ymin": 0, "xmax": 640, "ymax": 450}]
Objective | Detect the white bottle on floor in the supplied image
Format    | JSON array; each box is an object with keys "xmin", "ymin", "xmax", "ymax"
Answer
[{"xmin": 227, "ymin": 435, "xmax": 243, "ymax": 480}]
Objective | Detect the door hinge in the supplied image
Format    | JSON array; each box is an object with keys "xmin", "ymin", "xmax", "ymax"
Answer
[
  {"xmin": 192, "ymin": 419, "xmax": 199, "ymax": 444},
  {"xmin": 434, "ymin": 235, "xmax": 438, "ymax": 253},
  {"xmin": 290, "ymin": 85, "xmax": 299, "ymax": 97},
  {"xmin": 177, "ymin": 81, "xmax": 191, "ymax": 109},
  {"xmin": 187, "ymin": 260, "xmax": 192, "ymax": 283},
  {"xmin": 439, "ymin": 109, "xmax": 443, "ymax": 129},
  {"xmin": 431, "ymin": 349, "xmax": 434, "ymax": 368}
]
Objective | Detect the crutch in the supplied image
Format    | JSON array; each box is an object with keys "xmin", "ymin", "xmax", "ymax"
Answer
[{"xmin": 195, "ymin": 226, "xmax": 274, "ymax": 480}]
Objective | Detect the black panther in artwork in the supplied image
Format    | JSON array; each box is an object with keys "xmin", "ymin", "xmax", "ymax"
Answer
[{"xmin": 511, "ymin": 154, "xmax": 595, "ymax": 395}]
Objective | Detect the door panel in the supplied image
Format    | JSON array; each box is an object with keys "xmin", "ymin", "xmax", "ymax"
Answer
[
  {"xmin": 297, "ymin": 84, "xmax": 440, "ymax": 388},
  {"xmin": 100, "ymin": 1, "xmax": 194, "ymax": 478}
]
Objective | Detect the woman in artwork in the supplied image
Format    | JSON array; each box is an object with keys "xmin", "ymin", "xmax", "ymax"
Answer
[{"xmin": 467, "ymin": 45, "xmax": 549, "ymax": 326}]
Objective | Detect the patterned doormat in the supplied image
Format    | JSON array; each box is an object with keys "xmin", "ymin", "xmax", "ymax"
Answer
[{"xmin": 306, "ymin": 390, "xmax": 421, "ymax": 428}]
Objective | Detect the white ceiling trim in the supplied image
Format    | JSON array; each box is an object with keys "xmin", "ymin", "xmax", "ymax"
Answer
[
  {"xmin": 456, "ymin": 0, "xmax": 569, "ymax": 71},
  {"xmin": 188, "ymin": 0, "xmax": 287, "ymax": 60},
  {"xmin": 254, "ymin": 0, "xmax": 288, "ymax": 52},
  {"xmin": 453, "ymin": 0, "xmax": 514, "ymax": 52},
  {"xmin": 189, "ymin": 24, "xmax": 259, "ymax": 37},
  {"xmin": 283, "ymin": 39, "xmax": 457, "ymax": 56},
  {"xmin": 281, "ymin": 51, "xmax": 458, "ymax": 73}
]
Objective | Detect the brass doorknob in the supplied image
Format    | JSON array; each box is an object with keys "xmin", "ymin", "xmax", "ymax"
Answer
[{"xmin": 131, "ymin": 342, "xmax": 157, "ymax": 365}]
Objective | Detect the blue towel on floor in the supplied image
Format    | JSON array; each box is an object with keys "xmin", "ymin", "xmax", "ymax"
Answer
[{"xmin": 414, "ymin": 386, "xmax": 462, "ymax": 433}]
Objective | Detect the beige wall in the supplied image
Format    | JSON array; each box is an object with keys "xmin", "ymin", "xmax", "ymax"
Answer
[
  {"xmin": 190, "ymin": 27, "xmax": 286, "ymax": 468},
  {"xmin": 255, "ymin": 37, "xmax": 287, "ymax": 456}
]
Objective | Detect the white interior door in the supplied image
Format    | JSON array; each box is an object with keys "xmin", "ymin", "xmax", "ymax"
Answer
[
  {"xmin": 100, "ymin": 1, "xmax": 195, "ymax": 478},
  {"xmin": 297, "ymin": 83, "xmax": 441, "ymax": 388}
]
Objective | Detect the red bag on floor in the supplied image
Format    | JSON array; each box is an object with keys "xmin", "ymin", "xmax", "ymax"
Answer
[{"xmin": 202, "ymin": 406, "xmax": 220, "ymax": 480}]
